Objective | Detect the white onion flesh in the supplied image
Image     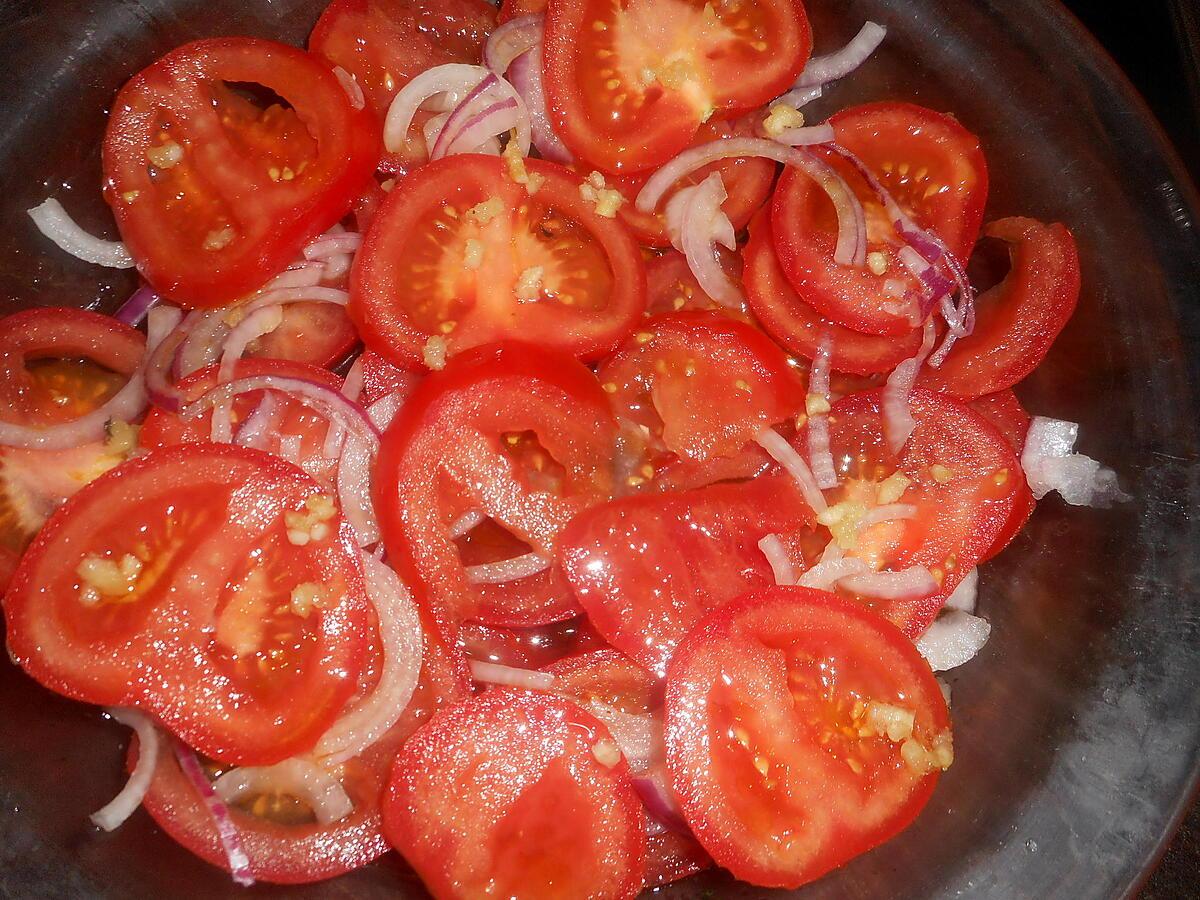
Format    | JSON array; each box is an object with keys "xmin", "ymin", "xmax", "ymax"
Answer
[
  {"xmin": 484, "ymin": 14, "xmax": 543, "ymax": 74},
  {"xmin": 586, "ymin": 701, "xmax": 658, "ymax": 772},
  {"xmin": 90, "ymin": 708, "xmax": 159, "ymax": 831},
  {"xmin": 383, "ymin": 64, "xmax": 492, "ymax": 154},
  {"xmin": 469, "ymin": 660, "xmax": 555, "ymax": 690},
  {"xmin": 806, "ymin": 334, "xmax": 838, "ymax": 489},
  {"xmin": 860, "ymin": 503, "xmax": 918, "ymax": 528},
  {"xmin": 337, "ymin": 433, "xmax": 379, "ymax": 547},
  {"xmin": 450, "ymin": 509, "xmax": 486, "ymax": 538},
  {"xmin": 333, "ymin": 66, "xmax": 365, "ymax": 110},
  {"xmin": 666, "ymin": 173, "xmax": 742, "ymax": 308},
  {"xmin": 28, "ymin": 198, "xmax": 134, "ymax": 268},
  {"xmin": 304, "ymin": 232, "xmax": 362, "ymax": 260},
  {"xmin": 465, "ymin": 551, "xmax": 551, "ymax": 584},
  {"xmin": 211, "ymin": 305, "xmax": 284, "ymax": 443},
  {"xmin": 1021, "ymin": 417, "xmax": 1128, "ymax": 507},
  {"xmin": 214, "ymin": 758, "xmax": 353, "ymax": 827},
  {"xmin": 797, "ymin": 556, "xmax": 870, "ymax": 590},
  {"xmin": 758, "ymin": 533, "xmax": 796, "ymax": 585},
  {"xmin": 840, "ymin": 566, "xmax": 938, "ymax": 601},
  {"xmin": 795, "ymin": 21, "xmax": 888, "ymax": 88},
  {"xmin": 882, "ymin": 318, "xmax": 936, "ymax": 455},
  {"xmin": 172, "ymin": 743, "xmax": 255, "ymax": 886},
  {"xmin": 944, "ymin": 567, "xmax": 979, "ymax": 613},
  {"xmin": 917, "ymin": 610, "xmax": 991, "ymax": 672},
  {"xmin": 755, "ymin": 427, "xmax": 828, "ymax": 514}
]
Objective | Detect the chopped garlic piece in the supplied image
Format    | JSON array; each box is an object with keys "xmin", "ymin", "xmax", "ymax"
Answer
[
  {"xmin": 578, "ymin": 172, "xmax": 624, "ymax": 218},
  {"xmin": 285, "ymin": 495, "xmax": 336, "ymax": 545},
  {"xmin": 816, "ymin": 500, "xmax": 867, "ymax": 551},
  {"xmin": 423, "ymin": 336, "xmax": 448, "ymax": 370},
  {"xmin": 591, "ymin": 739, "xmax": 621, "ymax": 768},
  {"xmin": 864, "ymin": 701, "xmax": 916, "ymax": 743},
  {"xmin": 900, "ymin": 731, "xmax": 954, "ymax": 774},
  {"xmin": 501, "ymin": 137, "xmax": 543, "ymax": 194},
  {"xmin": 290, "ymin": 583, "xmax": 325, "ymax": 618},
  {"xmin": 77, "ymin": 553, "xmax": 143, "ymax": 600},
  {"xmin": 466, "ymin": 197, "xmax": 504, "ymax": 225},
  {"xmin": 203, "ymin": 226, "xmax": 235, "ymax": 251},
  {"xmin": 147, "ymin": 141, "xmax": 183, "ymax": 170},
  {"xmin": 876, "ymin": 472, "xmax": 911, "ymax": 505},
  {"xmin": 867, "ymin": 251, "xmax": 889, "ymax": 275},
  {"xmin": 930, "ymin": 464, "xmax": 954, "ymax": 484},
  {"xmin": 763, "ymin": 103, "xmax": 805, "ymax": 138},
  {"xmin": 514, "ymin": 266, "xmax": 544, "ymax": 302},
  {"xmin": 463, "ymin": 238, "xmax": 484, "ymax": 270},
  {"xmin": 805, "ymin": 392, "xmax": 831, "ymax": 417},
  {"xmin": 104, "ymin": 419, "xmax": 139, "ymax": 456}
]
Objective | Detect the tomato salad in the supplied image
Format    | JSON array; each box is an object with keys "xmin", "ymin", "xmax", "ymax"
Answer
[{"xmin": 8, "ymin": 0, "xmax": 1124, "ymax": 895}]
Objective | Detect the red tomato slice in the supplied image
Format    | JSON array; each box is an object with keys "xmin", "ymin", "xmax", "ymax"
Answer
[
  {"xmin": 3, "ymin": 443, "xmax": 370, "ymax": 765},
  {"xmin": 744, "ymin": 211, "xmax": 925, "ymax": 374},
  {"xmin": 498, "ymin": 0, "xmax": 544, "ymax": 23},
  {"xmin": 383, "ymin": 690, "xmax": 647, "ymax": 899},
  {"xmin": 801, "ymin": 388, "xmax": 1022, "ymax": 635},
  {"xmin": 665, "ymin": 587, "xmax": 952, "ymax": 888},
  {"xmin": 103, "ymin": 38, "xmax": 378, "ymax": 307},
  {"xmin": 377, "ymin": 344, "xmax": 617, "ymax": 630},
  {"xmin": 543, "ymin": 0, "xmax": 812, "ymax": 173},
  {"xmin": 609, "ymin": 118, "xmax": 777, "ymax": 246},
  {"xmin": 459, "ymin": 616, "xmax": 605, "ymax": 669},
  {"xmin": 559, "ymin": 473, "xmax": 815, "ymax": 675},
  {"xmin": 350, "ymin": 155, "xmax": 646, "ymax": 368},
  {"xmin": 598, "ymin": 311, "xmax": 801, "ymax": 490},
  {"xmin": 969, "ymin": 390, "xmax": 1035, "ymax": 561},
  {"xmin": 772, "ymin": 102, "xmax": 988, "ymax": 335},
  {"xmin": 920, "ymin": 217, "xmax": 1080, "ymax": 398},
  {"xmin": 249, "ymin": 302, "xmax": 358, "ymax": 369},
  {"xmin": 358, "ymin": 349, "xmax": 421, "ymax": 406},
  {"xmin": 645, "ymin": 251, "xmax": 749, "ymax": 318}
]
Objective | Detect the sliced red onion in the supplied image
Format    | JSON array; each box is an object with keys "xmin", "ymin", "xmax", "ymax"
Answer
[
  {"xmin": 0, "ymin": 365, "xmax": 147, "ymax": 451},
  {"xmin": 806, "ymin": 334, "xmax": 838, "ymax": 489},
  {"xmin": 173, "ymin": 742, "xmax": 254, "ymax": 886},
  {"xmin": 277, "ymin": 434, "xmax": 302, "ymax": 465},
  {"xmin": 90, "ymin": 708, "xmax": 159, "ymax": 831},
  {"xmin": 631, "ymin": 773, "xmax": 689, "ymax": 834},
  {"xmin": 797, "ymin": 556, "xmax": 869, "ymax": 590},
  {"xmin": 586, "ymin": 701, "xmax": 657, "ymax": 771},
  {"xmin": 332, "ymin": 65, "xmax": 365, "ymax": 110},
  {"xmin": 215, "ymin": 759, "xmax": 352, "ymax": 827},
  {"xmin": 898, "ymin": 245, "xmax": 955, "ymax": 319},
  {"xmin": 860, "ymin": 503, "xmax": 918, "ymax": 529},
  {"xmin": 945, "ymin": 567, "xmax": 978, "ymax": 613},
  {"xmin": 882, "ymin": 319, "xmax": 936, "ymax": 455},
  {"xmin": 468, "ymin": 660, "xmax": 555, "ymax": 690},
  {"xmin": 232, "ymin": 392, "xmax": 279, "ymax": 450},
  {"xmin": 450, "ymin": 509, "xmax": 485, "ymax": 538},
  {"xmin": 303, "ymin": 232, "xmax": 361, "ymax": 261},
  {"xmin": 212, "ymin": 305, "xmax": 285, "ymax": 443},
  {"xmin": 840, "ymin": 566, "xmax": 938, "ymax": 601},
  {"xmin": 366, "ymin": 391, "xmax": 406, "ymax": 432},
  {"xmin": 917, "ymin": 609, "xmax": 991, "ymax": 672},
  {"xmin": 315, "ymin": 553, "xmax": 423, "ymax": 764},
  {"xmin": 768, "ymin": 122, "xmax": 837, "ymax": 146},
  {"xmin": 114, "ymin": 286, "xmax": 161, "ymax": 327},
  {"xmin": 173, "ymin": 310, "xmax": 227, "ymax": 381},
  {"xmin": 1020, "ymin": 417, "xmax": 1129, "ymax": 507},
  {"xmin": 758, "ymin": 533, "xmax": 796, "ymax": 585},
  {"xmin": 755, "ymin": 426, "xmax": 828, "ymax": 514},
  {"xmin": 384, "ymin": 64, "xmax": 491, "ymax": 154},
  {"xmin": 794, "ymin": 21, "xmax": 887, "ymax": 88},
  {"xmin": 665, "ymin": 174, "xmax": 741, "ymax": 308},
  {"xmin": 507, "ymin": 43, "xmax": 574, "ymax": 164},
  {"xmin": 776, "ymin": 84, "xmax": 824, "ymax": 109},
  {"xmin": 28, "ymin": 198, "xmax": 134, "ymax": 268},
  {"xmin": 242, "ymin": 286, "xmax": 350, "ymax": 313},
  {"xmin": 337, "ymin": 432, "xmax": 378, "ymax": 546},
  {"xmin": 442, "ymin": 97, "xmax": 524, "ymax": 158},
  {"xmin": 465, "ymin": 552, "xmax": 551, "ymax": 584},
  {"xmin": 265, "ymin": 262, "xmax": 326, "ymax": 290},
  {"xmin": 484, "ymin": 14, "xmax": 543, "ymax": 74},
  {"xmin": 144, "ymin": 306, "xmax": 188, "ymax": 412}
]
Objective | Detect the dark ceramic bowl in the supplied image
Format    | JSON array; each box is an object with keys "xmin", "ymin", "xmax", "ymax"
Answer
[{"xmin": 1, "ymin": 0, "xmax": 1198, "ymax": 896}]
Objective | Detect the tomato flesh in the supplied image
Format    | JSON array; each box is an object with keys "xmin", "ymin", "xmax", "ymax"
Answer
[{"xmin": 969, "ymin": 390, "xmax": 1035, "ymax": 561}]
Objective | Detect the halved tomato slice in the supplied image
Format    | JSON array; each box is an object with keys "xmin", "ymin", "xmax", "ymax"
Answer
[
  {"xmin": 544, "ymin": 0, "xmax": 812, "ymax": 173},
  {"xmin": 459, "ymin": 616, "xmax": 605, "ymax": 669},
  {"xmin": 559, "ymin": 473, "xmax": 815, "ymax": 675},
  {"xmin": 377, "ymin": 343, "xmax": 617, "ymax": 630},
  {"xmin": 665, "ymin": 587, "xmax": 952, "ymax": 888},
  {"xmin": 350, "ymin": 155, "xmax": 646, "ymax": 368},
  {"xmin": 969, "ymin": 389, "xmax": 1035, "ymax": 561},
  {"xmin": 103, "ymin": 38, "xmax": 378, "ymax": 307},
  {"xmin": 920, "ymin": 217, "xmax": 1080, "ymax": 399},
  {"xmin": 249, "ymin": 302, "xmax": 358, "ymax": 369},
  {"xmin": 3, "ymin": 443, "xmax": 370, "ymax": 765},
  {"xmin": 772, "ymin": 102, "xmax": 988, "ymax": 335},
  {"xmin": 645, "ymin": 251, "xmax": 749, "ymax": 318},
  {"xmin": 744, "ymin": 211, "xmax": 924, "ymax": 374},
  {"xmin": 382, "ymin": 690, "xmax": 647, "ymax": 899}
]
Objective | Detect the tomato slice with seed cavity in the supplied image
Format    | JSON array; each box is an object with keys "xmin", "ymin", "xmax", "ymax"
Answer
[
  {"xmin": 350, "ymin": 155, "xmax": 646, "ymax": 368},
  {"xmin": 645, "ymin": 251, "xmax": 750, "ymax": 319},
  {"xmin": 772, "ymin": 102, "xmax": 988, "ymax": 335},
  {"xmin": 3, "ymin": 443, "xmax": 370, "ymax": 765},
  {"xmin": 377, "ymin": 344, "xmax": 617, "ymax": 631},
  {"xmin": 383, "ymin": 690, "xmax": 647, "ymax": 899},
  {"xmin": 103, "ymin": 37, "xmax": 378, "ymax": 307},
  {"xmin": 544, "ymin": 0, "xmax": 812, "ymax": 173},
  {"xmin": 665, "ymin": 586, "xmax": 952, "ymax": 888},
  {"xmin": 744, "ymin": 211, "xmax": 925, "ymax": 374},
  {"xmin": 968, "ymin": 389, "xmax": 1035, "ymax": 561},
  {"xmin": 559, "ymin": 473, "xmax": 815, "ymax": 675},
  {"xmin": 919, "ymin": 217, "xmax": 1080, "ymax": 399},
  {"xmin": 249, "ymin": 302, "xmax": 358, "ymax": 369},
  {"xmin": 797, "ymin": 388, "xmax": 1022, "ymax": 635}
]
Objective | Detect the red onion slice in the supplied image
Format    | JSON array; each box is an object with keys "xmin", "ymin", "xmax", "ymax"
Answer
[
  {"xmin": 303, "ymin": 232, "xmax": 362, "ymax": 260},
  {"xmin": 767, "ymin": 122, "xmax": 837, "ymax": 146},
  {"xmin": 796, "ymin": 556, "xmax": 870, "ymax": 591},
  {"xmin": 468, "ymin": 660, "xmax": 555, "ymax": 690},
  {"xmin": 586, "ymin": 701, "xmax": 657, "ymax": 771},
  {"xmin": 666, "ymin": 173, "xmax": 743, "ymax": 308},
  {"xmin": 441, "ymin": 97, "xmax": 524, "ymax": 158},
  {"xmin": 484, "ymin": 13, "xmax": 543, "ymax": 74},
  {"xmin": 755, "ymin": 427, "xmax": 828, "ymax": 514},
  {"xmin": 114, "ymin": 286, "xmax": 161, "ymax": 327},
  {"xmin": 464, "ymin": 551, "xmax": 551, "ymax": 584},
  {"xmin": 215, "ymin": 759, "xmax": 353, "ymax": 827},
  {"xmin": 806, "ymin": 334, "xmax": 838, "ymax": 489},
  {"xmin": 449, "ymin": 509, "xmax": 485, "ymax": 538},
  {"xmin": 90, "ymin": 707, "xmax": 159, "ymax": 832},
  {"xmin": 758, "ymin": 533, "xmax": 796, "ymax": 585},
  {"xmin": 28, "ymin": 198, "xmax": 133, "ymax": 268},
  {"xmin": 840, "ymin": 566, "xmax": 938, "ymax": 601},
  {"xmin": 232, "ymin": 392, "xmax": 280, "ymax": 450},
  {"xmin": 173, "ymin": 742, "xmax": 254, "ymax": 886},
  {"xmin": 631, "ymin": 773, "xmax": 690, "ymax": 834},
  {"xmin": 383, "ymin": 63, "xmax": 492, "ymax": 153},
  {"xmin": 794, "ymin": 21, "xmax": 887, "ymax": 88},
  {"xmin": 212, "ymin": 305, "xmax": 285, "ymax": 443},
  {"xmin": 777, "ymin": 84, "xmax": 824, "ymax": 109},
  {"xmin": 882, "ymin": 319, "xmax": 936, "ymax": 455},
  {"xmin": 507, "ymin": 43, "xmax": 575, "ymax": 165}
]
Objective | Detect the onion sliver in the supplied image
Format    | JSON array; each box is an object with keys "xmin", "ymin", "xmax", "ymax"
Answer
[
  {"xmin": 449, "ymin": 509, "xmax": 485, "ymax": 538},
  {"xmin": 337, "ymin": 433, "xmax": 380, "ymax": 547},
  {"xmin": 1021, "ymin": 416, "xmax": 1129, "ymax": 507},
  {"xmin": 233, "ymin": 392, "xmax": 280, "ymax": 451},
  {"xmin": 631, "ymin": 773, "xmax": 689, "ymax": 833},
  {"xmin": 384, "ymin": 64, "xmax": 492, "ymax": 154},
  {"xmin": 332, "ymin": 65, "xmax": 365, "ymax": 110},
  {"xmin": 484, "ymin": 14, "xmax": 543, "ymax": 74},
  {"xmin": 917, "ymin": 609, "xmax": 991, "ymax": 672},
  {"xmin": 469, "ymin": 660, "xmax": 555, "ymax": 691},
  {"xmin": 303, "ymin": 232, "xmax": 362, "ymax": 260},
  {"xmin": 211, "ymin": 305, "xmax": 284, "ymax": 443},
  {"xmin": 507, "ymin": 43, "xmax": 574, "ymax": 164},
  {"xmin": 758, "ymin": 533, "xmax": 796, "ymax": 585},
  {"xmin": 28, "ymin": 198, "xmax": 134, "ymax": 268},
  {"xmin": 795, "ymin": 21, "xmax": 887, "ymax": 88},
  {"xmin": 587, "ymin": 701, "xmax": 657, "ymax": 771},
  {"xmin": 860, "ymin": 503, "xmax": 918, "ymax": 529},
  {"xmin": 465, "ymin": 551, "xmax": 551, "ymax": 584},
  {"xmin": 215, "ymin": 758, "xmax": 353, "ymax": 827},
  {"xmin": 173, "ymin": 742, "xmax": 255, "ymax": 886},
  {"xmin": 114, "ymin": 286, "xmax": 160, "ymax": 327},
  {"xmin": 806, "ymin": 334, "xmax": 837, "ymax": 489},
  {"xmin": 90, "ymin": 708, "xmax": 159, "ymax": 832},
  {"xmin": 840, "ymin": 566, "xmax": 938, "ymax": 601},
  {"xmin": 797, "ymin": 556, "xmax": 869, "ymax": 590},
  {"xmin": 755, "ymin": 427, "xmax": 827, "ymax": 514},
  {"xmin": 882, "ymin": 319, "xmax": 936, "ymax": 455},
  {"xmin": 316, "ymin": 553, "xmax": 423, "ymax": 765},
  {"xmin": 666, "ymin": 173, "xmax": 741, "ymax": 308},
  {"xmin": 945, "ymin": 567, "xmax": 979, "ymax": 613}
]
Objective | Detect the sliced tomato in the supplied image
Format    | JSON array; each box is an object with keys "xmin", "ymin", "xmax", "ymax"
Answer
[
  {"xmin": 459, "ymin": 616, "xmax": 605, "ymax": 669},
  {"xmin": 609, "ymin": 118, "xmax": 777, "ymax": 246},
  {"xmin": 598, "ymin": 311, "xmax": 801, "ymax": 491},
  {"xmin": 799, "ymin": 388, "xmax": 1022, "ymax": 635},
  {"xmin": 351, "ymin": 155, "xmax": 646, "ymax": 368},
  {"xmin": 559, "ymin": 473, "xmax": 815, "ymax": 675},
  {"xmin": 645, "ymin": 829, "xmax": 712, "ymax": 888},
  {"xmin": 969, "ymin": 390, "xmax": 1035, "ymax": 561},
  {"xmin": 498, "ymin": 0, "xmax": 545, "ymax": 23},
  {"xmin": 383, "ymin": 690, "xmax": 647, "ymax": 899},
  {"xmin": 920, "ymin": 217, "xmax": 1080, "ymax": 398},
  {"xmin": 665, "ymin": 587, "xmax": 952, "ymax": 888},
  {"xmin": 744, "ymin": 211, "xmax": 925, "ymax": 374},
  {"xmin": 377, "ymin": 344, "xmax": 617, "ymax": 630},
  {"xmin": 3, "ymin": 443, "xmax": 370, "ymax": 765},
  {"xmin": 772, "ymin": 102, "xmax": 988, "ymax": 335},
  {"xmin": 103, "ymin": 38, "xmax": 378, "ymax": 307},
  {"xmin": 645, "ymin": 251, "xmax": 749, "ymax": 318},
  {"xmin": 248, "ymin": 302, "xmax": 358, "ymax": 369},
  {"xmin": 544, "ymin": 0, "xmax": 812, "ymax": 173}
]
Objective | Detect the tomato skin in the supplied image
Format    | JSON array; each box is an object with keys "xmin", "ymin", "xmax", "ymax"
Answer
[
  {"xmin": 382, "ymin": 690, "xmax": 647, "ymax": 899},
  {"xmin": 664, "ymin": 587, "xmax": 951, "ymax": 888},
  {"xmin": 350, "ymin": 155, "xmax": 647, "ymax": 368},
  {"xmin": 772, "ymin": 102, "xmax": 988, "ymax": 335},
  {"xmin": 3, "ymin": 443, "xmax": 370, "ymax": 766},
  {"xmin": 249, "ymin": 302, "xmax": 359, "ymax": 369},
  {"xmin": 103, "ymin": 38, "xmax": 379, "ymax": 308},
  {"xmin": 559, "ymin": 474, "xmax": 814, "ymax": 675},
  {"xmin": 377, "ymin": 343, "xmax": 617, "ymax": 632},
  {"xmin": 743, "ymin": 212, "xmax": 924, "ymax": 374},
  {"xmin": 544, "ymin": 0, "xmax": 811, "ymax": 173},
  {"xmin": 920, "ymin": 218, "xmax": 1081, "ymax": 399},
  {"xmin": 498, "ymin": 0, "xmax": 544, "ymax": 22},
  {"xmin": 969, "ymin": 390, "xmax": 1035, "ymax": 561}
]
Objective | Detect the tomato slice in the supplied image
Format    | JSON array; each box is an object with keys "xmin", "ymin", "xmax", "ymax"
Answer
[
  {"xmin": 357, "ymin": 349, "xmax": 422, "ymax": 406},
  {"xmin": 609, "ymin": 118, "xmax": 777, "ymax": 246},
  {"xmin": 543, "ymin": 0, "xmax": 812, "ymax": 173},
  {"xmin": 498, "ymin": 0, "xmax": 545, "ymax": 22},
  {"xmin": 800, "ymin": 388, "xmax": 1022, "ymax": 635},
  {"xmin": 350, "ymin": 155, "xmax": 646, "ymax": 368},
  {"xmin": 969, "ymin": 390, "xmax": 1035, "ymax": 561},
  {"xmin": 920, "ymin": 217, "xmax": 1080, "ymax": 399},
  {"xmin": 559, "ymin": 473, "xmax": 815, "ymax": 675},
  {"xmin": 249, "ymin": 302, "xmax": 358, "ymax": 369},
  {"xmin": 103, "ymin": 38, "xmax": 378, "ymax": 307},
  {"xmin": 459, "ymin": 616, "xmax": 605, "ymax": 669},
  {"xmin": 3, "ymin": 443, "xmax": 370, "ymax": 765},
  {"xmin": 598, "ymin": 311, "xmax": 801, "ymax": 490},
  {"xmin": 645, "ymin": 251, "xmax": 749, "ymax": 318},
  {"xmin": 771, "ymin": 102, "xmax": 988, "ymax": 335},
  {"xmin": 383, "ymin": 690, "xmax": 647, "ymax": 899},
  {"xmin": 377, "ymin": 344, "xmax": 617, "ymax": 631},
  {"xmin": 744, "ymin": 211, "xmax": 925, "ymax": 374},
  {"xmin": 665, "ymin": 586, "xmax": 952, "ymax": 888}
]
